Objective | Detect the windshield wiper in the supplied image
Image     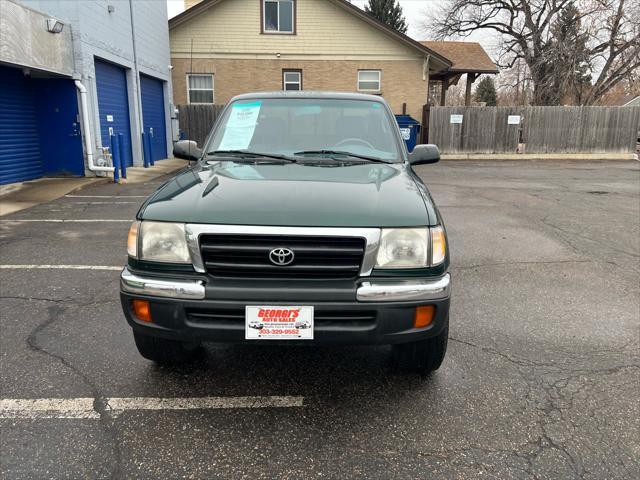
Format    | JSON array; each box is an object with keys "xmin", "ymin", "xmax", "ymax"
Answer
[
  {"xmin": 294, "ymin": 150, "xmax": 390, "ymax": 164},
  {"xmin": 207, "ymin": 150, "xmax": 296, "ymax": 162}
]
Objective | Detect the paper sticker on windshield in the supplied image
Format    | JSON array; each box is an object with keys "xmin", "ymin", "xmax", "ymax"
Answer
[{"xmin": 218, "ymin": 101, "xmax": 262, "ymax": 150}]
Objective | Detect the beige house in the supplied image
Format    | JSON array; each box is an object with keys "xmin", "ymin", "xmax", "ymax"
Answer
[{"xmin": 169, "ymin": 0, "xmax": 453, "ymax": 120}]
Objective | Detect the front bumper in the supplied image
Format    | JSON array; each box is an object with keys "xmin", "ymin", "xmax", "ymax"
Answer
[{"xmin": 120, "ymin": 268, "xmax": 451, "ymax": 345}]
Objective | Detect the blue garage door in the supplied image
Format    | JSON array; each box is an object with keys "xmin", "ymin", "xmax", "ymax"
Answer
[
  {"xmin": 0, "ymin": 66, "xmax": 43, "ymax": 184},
  {"xmin": 95, "ymin": 59, "xmax": 133, "ymax": 167},
  {"xmin": 140, "ymin": 74, "xmax": 167, "ymax": 161}
]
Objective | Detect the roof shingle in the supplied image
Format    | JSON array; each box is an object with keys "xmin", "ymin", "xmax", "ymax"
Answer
[{"xmin": 420, "ymin": 41, "xmax": 499, "ymax": 74}]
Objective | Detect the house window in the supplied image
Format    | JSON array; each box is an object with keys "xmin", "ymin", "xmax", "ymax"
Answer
[
  {"xmin": 187, "ymin": 74, "xmax": 214, "ymax": 104},
  {"xmin": 357, "ymin": 70, "xmax": 381, "ymax": 92},
  {"xmin": 263, "ymin": 0, "xmax": 294, "ymax": 34},
  {"xmin": 283, "ymin": 70, "xmax": 302, "ymax": 91}
]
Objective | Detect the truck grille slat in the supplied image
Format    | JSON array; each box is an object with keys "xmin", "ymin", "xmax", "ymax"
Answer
[
  {"xmin": 204, "ymin": 261, "xmax": 362, "ymax": 271},
  {"xmin": 201, "ymin": 244, "xmax": 364, "ymax": 255},
  {"xmin": 199, "ymin": 234, "xmax": 365, "ymax": 279}
]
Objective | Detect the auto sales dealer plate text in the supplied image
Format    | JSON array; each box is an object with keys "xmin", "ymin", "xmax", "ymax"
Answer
[{"xmin": 245, "ymin": 306, "xmax": 314, "ymax": 340}]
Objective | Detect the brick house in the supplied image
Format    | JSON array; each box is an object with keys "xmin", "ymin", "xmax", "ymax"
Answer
[{"xmin": 169, "ymin": 0, "xmax": 454, "ymax": 120}]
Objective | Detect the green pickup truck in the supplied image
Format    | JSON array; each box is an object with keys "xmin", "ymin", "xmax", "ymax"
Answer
[{"xmin": 120, "ymin": 92, "xmax": 451, "ymax": 374}]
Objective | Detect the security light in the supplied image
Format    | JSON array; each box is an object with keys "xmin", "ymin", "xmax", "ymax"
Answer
[{"xmin": 46, "ymin": 18, "xmax": 64, "ymax": 33}]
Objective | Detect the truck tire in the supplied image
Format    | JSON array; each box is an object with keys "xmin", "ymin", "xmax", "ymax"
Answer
[
  {"xmin": 133, "ymin": 332, "xmax": 201, "ymax": 365},
  {"xmin": 392, "ymin": 320, "xmax": 448, "ymax": 375}
]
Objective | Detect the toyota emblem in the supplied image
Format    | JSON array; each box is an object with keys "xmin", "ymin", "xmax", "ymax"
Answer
[{"xmin": 269, "ymin": 247, "xmax": 295, "ymax": 266}]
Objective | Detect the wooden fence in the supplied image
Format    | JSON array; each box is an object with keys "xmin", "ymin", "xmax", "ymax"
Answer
[
  {"xmin": 426, "ymin": 106, "xmax": 640, "ymax": 154},
  {"xmin": 176, "ymin": 104, "xmax": 224, "ymax": 146}
]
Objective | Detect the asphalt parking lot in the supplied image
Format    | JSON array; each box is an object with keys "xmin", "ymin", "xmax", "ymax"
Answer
[{"xmin": 1, "ymin": 160, "xmax": 638, "ymax": 479}]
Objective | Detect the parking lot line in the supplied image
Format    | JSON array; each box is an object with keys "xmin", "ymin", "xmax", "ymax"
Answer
[
  {"xmin": 65, "ymin": 201, "xmax": 138, "ymax": 204},
  {"xmin": 0, "ymin": 265, "xmax": 121, "ymax": 271},
  {"xmin": 0, "ymin": 219, "xmax": 130, "ymax": 223},
  {"xmin": 0, "ymin": 399, "xmax": 100, "ymax": 419},
  {"xmin": 65, "ymin": 195, "xmax": 147, "ymax": 198},
  {"xmin": 0, "ymin": 396, "xmax": 304, "ymax": 419}
]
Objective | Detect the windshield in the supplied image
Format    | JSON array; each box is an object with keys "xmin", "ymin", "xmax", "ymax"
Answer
[{"xmin": 205, "ymin": 98, "xmax": 402, "ymax": 161}]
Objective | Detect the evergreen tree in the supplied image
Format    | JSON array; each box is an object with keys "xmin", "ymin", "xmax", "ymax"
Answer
[
  {"xmin": 474, "ymin": 77, "xmax": 497, "ymax": 106},
  {"xmin": 364, "ymin": 0, "xmax": 408, "ymax": 34},
  {"xmin": 545, "ymin": 3, "xmax": 592, "ymax": 104}
]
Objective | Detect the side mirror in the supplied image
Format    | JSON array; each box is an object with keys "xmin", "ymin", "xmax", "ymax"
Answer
[
  {"xmin": 409, "ymin": 144, "xmax": 440, "ymax": 166},
  {"xmin": 173, "ymin": 140, "xmax": 202, "ymax": 161}
]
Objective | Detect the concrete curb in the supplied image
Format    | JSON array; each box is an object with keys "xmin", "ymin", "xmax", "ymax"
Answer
[
  {"xmin": 0, "ymin": 158, "xmax": 186, "ymax": 217},
  {"xmin": 0, "ymin": 178, "xmax": 108, "ymax": 217},
  {"xmin": 118, "ymin": 158, "xmax": 187, "ymax": 184}
]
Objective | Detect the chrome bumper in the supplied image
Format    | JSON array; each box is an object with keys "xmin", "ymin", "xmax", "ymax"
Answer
[
  {"xmin": 121, "ymin": 268, "xmax": 450, "ymax": 303},
  {"xmin": 120, "ymin": 268, "xmax": 205, "ymax": 300},
  {"xmin": 356, "ymin": 274, "xmax": 451, "ymax": 302}
]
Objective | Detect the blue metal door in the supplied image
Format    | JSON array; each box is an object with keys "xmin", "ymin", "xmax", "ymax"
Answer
[
  {"xmin": 140, "ymin": 74, "xmax": 168, "ymax": 161},
  {"xmin": 33, "ymin": 78, "xmax": 84, "ymax": 176},
  {"xmin": 94, "ymin": 59, "xmax": 133, "ymax": 167},
  {"xmin": 0, "ymin": 66, "xmax": 43, "ymax": 185}
]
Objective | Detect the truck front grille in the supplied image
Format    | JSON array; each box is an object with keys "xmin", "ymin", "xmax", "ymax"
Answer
[{"xmin": 199, "ymin": 234, "xmax": 366, "ymax": 279}]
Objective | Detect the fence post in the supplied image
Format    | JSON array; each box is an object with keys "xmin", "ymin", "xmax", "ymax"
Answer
[
  {"xmin": 110, "ymin": 134, "xmax": 121, "ymax": 183},
  {"xmin": 421, "ymin": 103, "xmax": 431, "ymax": 144},
  {"xmin": 118, "ymin": 133, "xmax": 126, "ymax": 179}
]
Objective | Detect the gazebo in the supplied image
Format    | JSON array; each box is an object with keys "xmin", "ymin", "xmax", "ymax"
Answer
[{"xmin": 420, "ymin": 41, "xmax": 499, "ymax": 106}]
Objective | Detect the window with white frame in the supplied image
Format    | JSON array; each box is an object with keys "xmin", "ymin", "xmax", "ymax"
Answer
[
  {"xmin": 357, "ymin": 70, "xmax": 381, "ymax": 92},
  {"xmin": 263, "ymin": 0, "xmax": 294, "ymax": 33},
  {"xmin": 187, "ymin": 74, "xmax": 214, "ymax": 104},
  {"xmin": 283, "ymin": 70, "xmax": 302, "ymax": 91}
]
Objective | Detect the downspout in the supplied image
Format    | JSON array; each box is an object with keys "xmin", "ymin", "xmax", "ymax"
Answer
[
  {"xmin": 129, "ymin": 0, "xmax": 145, "ymax": 161},
  {"xmin": 75, "ymin": 80, "xmax": 114, "ymax": 173},
  {"xmin": 423, "ymin": 55, "xmax": 431, "ymax": 102}
]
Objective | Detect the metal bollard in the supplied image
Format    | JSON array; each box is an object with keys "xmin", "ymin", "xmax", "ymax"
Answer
[
  {"xmin": 145, "ymin": 131, "xmax": 155, "ymax": 167},
  {"xmin": 118, "ymin": 133, "xmax": 127, "ymax": 179},
  {"xmin": 110, "ymin": 134, "xmax": 121, "ymax": 183},
  {"xmin": 141, "ymin": 132, "xmax": 150, "ymax": 168}
]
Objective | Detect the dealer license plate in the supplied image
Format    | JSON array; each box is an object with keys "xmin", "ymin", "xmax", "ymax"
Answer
[{"xmin": 245, "ymin": 306, "xmax": 314, "ymax": 340}]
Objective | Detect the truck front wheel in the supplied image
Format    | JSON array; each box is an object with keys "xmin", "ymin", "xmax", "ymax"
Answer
[
  {"xmin": 392, "ymin": 320, "xmax": 448, "ymax": 375},
  {"xmin": 133, "ymin": 332, "xmax": 201, "ymax": 365}
]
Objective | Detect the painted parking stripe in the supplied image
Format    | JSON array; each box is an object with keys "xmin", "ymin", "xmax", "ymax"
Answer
[
  {"xmin": 66, "ymin": 201, "xmax": 138, "ymax": 205},
  {"xmin": 0, "ymin": 396, "xmax": 304, "ymax": 419},
  {"xmin": 107, "ymin": 396, "xmax": 304, "ymax": 412},
  {"xmin": 65, "ymin": 195, "xmax": 147, "ymax": 198},
  {"xmin": 0, "ymin": 219, "xmax": 130, "ymax": 223},
  {"xmin": 0, "ymin": 398, "xmax": 99, "ymax": 419},
  {"xmin": 0, "ymin": 265, "xmax": 121, "ymax": 271}
]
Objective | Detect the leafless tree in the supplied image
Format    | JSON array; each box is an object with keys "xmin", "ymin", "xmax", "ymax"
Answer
[{"xmin": 429, "ymin": 0, "xmax": 640, "ymax": 105}]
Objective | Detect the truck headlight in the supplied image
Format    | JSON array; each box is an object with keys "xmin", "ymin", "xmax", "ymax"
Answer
[
  {"xmin": 133, "ymin": 221, "xmax": 191, "ymax": 263},
  {"xmin": 375, "ymin": 228, "xmax": 429, "ymax": 268}
]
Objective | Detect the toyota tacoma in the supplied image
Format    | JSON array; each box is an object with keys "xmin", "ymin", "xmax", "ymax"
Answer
[{"xmin": 120, "ymin": 92, "xmax": 450, "ymax": 374}]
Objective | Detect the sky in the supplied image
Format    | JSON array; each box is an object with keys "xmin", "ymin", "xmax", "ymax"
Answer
[{"xmin": 166, "ymin": 0, "xmax": 498, "ymax": 54}]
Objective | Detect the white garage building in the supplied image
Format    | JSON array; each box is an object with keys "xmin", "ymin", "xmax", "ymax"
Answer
[{"xmin": 0, "ymin": 0, "xmax": 175, "ymax": 185}]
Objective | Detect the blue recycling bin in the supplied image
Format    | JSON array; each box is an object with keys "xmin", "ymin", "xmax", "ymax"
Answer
[{"xmin": 395, "ymin": 114, "xmax": 422, "ymax": 152}]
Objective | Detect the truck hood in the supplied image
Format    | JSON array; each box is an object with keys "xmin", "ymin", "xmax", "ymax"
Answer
[{"xmin": 139, "ymin": 161, "xmax": 432, "ymax": 227}]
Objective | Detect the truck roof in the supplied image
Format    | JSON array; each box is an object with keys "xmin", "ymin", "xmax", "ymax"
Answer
[{"xmin": 229, "ymin": 91, "xmax": 388, "ymax": 103}]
